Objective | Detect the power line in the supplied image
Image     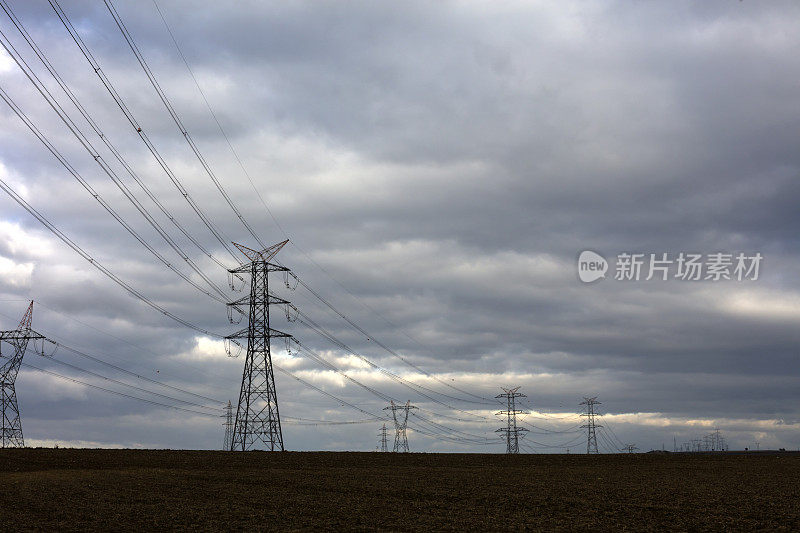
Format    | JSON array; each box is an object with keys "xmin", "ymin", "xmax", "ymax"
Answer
[
  {"xmin": 33, "ymin": 338, "xmax": 397, "ymax": 434},
  {"xmin": 61, "ymin": 0, "xmax": 506, "ymax": 419},
  {"xmin": 47, "ymin": 2, "xmax": 490, "ymax": 420},
  {"xmin": 286, "ymin": 308, "xmax": 499, "ymax": 443},
  {"xmin": 289, "ymin": 291, "xmax": 495, "ymax": 413},
  {"xmin": 295, "ymin": 335, "xmax": 496, "ymax": 428},
  {"xmin": 23, "ymin": 340, "xmax": 393, "ymax": 433},
  {"xmin": 292, "ymin": 317, "xmax": 493, "ymax": 418},
  {"xmin": 108, "ymin": 0, "xmax": 497, "ymax": 411},
  {"xmin": 148, "ymin": 0, "xmax": 494, "ymax": 406},
  {"xmin": 598, "ymin": 414, "xmax": 628, "ymax": 451},
  {"xmin": 0, "ymin": 246, "xmax": 476, "ymax": 444},
  {"xmin": 289, "ymin": 272, "xmax": 500, "ymax": 405},
  {"xmin": 21, "ymin": 361, "xmax": 219, "ymax": 417},
  {"xmin": 0, "ymin": 307, "xmax": 223, "ymax": 412},
  {"xmin": 13, "ymin": 304, "xmax": 227, "ymax": 403},
  {"xmin": 596, "ymin": 427, "xmax": 620, "ymax": 453},
  {"xmin": 103, "ymin": 0, "xmax": 266, "ymax": 252},
  {"xmin": 0, "ymin": 170, "xmax": 220, "ymax": 336},
  {"xmin": 0, "ymin": 66, "xmax": 227, "ymax": 304},
  {"xmin": 48, "ymin": 0, "xmax": 239, "ymax": 262},
  {"xmin": 523, "ymin": 434, "xmax": 586, "ymax": 449},
  {"xmin": 410, "ymin": 412, "xmax": 496, "ymax": 443},
  {"xmin": 0, "ymin": 21, "xmax": 225, "ymax": 302},
  {"xmin": 150, "ymin": 0, "xmax": 288, "ymax": 243},
  {"xmin": 273, "ymin": 365, "xmax": 383, "ymax": 420},
  {"xmin": 7, "ymin": 1, "xmax": 514, "ymax": 448},
  {"xmin": 0, "ymin": 0, "xmax": 236, "ymax": 275},
  {"xmin": 284, "ymin": 416, "xmax": 383, "ymax": 425},
  {"xmin": 292, "ymin": 336, "xmax": 500, "ymax": 441},
  {"xmin": 44, "ymin": 356, "xmax": 219, "ymax": 413}
]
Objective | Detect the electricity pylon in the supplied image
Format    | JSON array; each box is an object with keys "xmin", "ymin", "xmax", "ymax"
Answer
[
  {"xmin": 1, "ymin": 301, "xmax": 46, "ymax": 448},
  {"xmin": 710, "ymin": 428, "xmax": 725, "ymax": 451},
  {"xmin": 580, "ymin": 397, "xmax": 602, "ymax": 454},
  {"xmin": 624, "ymin": 443, "xmax": 638, "ymax": 453},
  {"xmin": 495, "ymin": 386, "xmax": 528, "ymax": 454},
  {"xmin": 379, "ymin": 423, "xmax": 388, "ymax": 452},
  {"xmin": 226, "ymin": 240, "xmax": 292, "ymax": 451},
  {"xmin": 222, "ymin": 400, "xmax": 233, "ymax": 451},
  {"xmin": 384, "ymin": 401, "xmax": 416, "ymax": 452}
]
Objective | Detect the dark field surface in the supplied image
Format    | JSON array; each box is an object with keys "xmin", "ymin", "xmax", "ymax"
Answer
[{"xmin": 1, "ymin": 449, "xmax": 799, "ymax": 531}]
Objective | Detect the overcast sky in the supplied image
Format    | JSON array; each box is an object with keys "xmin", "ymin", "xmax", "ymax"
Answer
[{"xmin": 0, "ymin": 0, "xmax": 799, "ymax": 453}]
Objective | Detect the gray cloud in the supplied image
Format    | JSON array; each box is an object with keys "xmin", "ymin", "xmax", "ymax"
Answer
[{"xmin": 0, "ymin": 0, "xmax": 798, "ymax": 453}]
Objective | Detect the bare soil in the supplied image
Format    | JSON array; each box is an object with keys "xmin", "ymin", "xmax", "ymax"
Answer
[{"xmin": 0, "ymin": 449, "xmax": 798, "ymax": 531}]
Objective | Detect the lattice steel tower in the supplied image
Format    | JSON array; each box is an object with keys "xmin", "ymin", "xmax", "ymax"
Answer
[
  {"xmin": 495, "ymin": 386, "xmax": 528, "ymax": 454},
  {"xmin": 580, "ymin": 397, "xmax": 602, "ymax": 454},
  {"xmin": 226, "ymin": 240, "xmax": 291, "ymax": 451},
  {"xmin": 384, "ymin": 401, "xmax": 416, "ymax": 452},
  {"xmin": 222, "ymin": 400, "xmax": 233, "ymax": 451},
  {"xmin": 379, "ymin": 423, "xmax": 388, "ymax": 452},
  {"xmin": 1, "ymin": 302, "xmax": 45, "ymax": 448}
]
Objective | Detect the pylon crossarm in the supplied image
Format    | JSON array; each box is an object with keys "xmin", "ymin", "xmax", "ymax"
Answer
[
  {"xmin": 226, "ymin": 327, "xmax": 292, "ymax": 340},
  {"xmin": 232, "ymin": 240, "xmax": 289, "ymax": 263},
  {"xmin": 227, "ymin": 294, "xmax": 290, "ymax": 307},
  {"xmin": 0, "ymin": 331, "xmax": 45, "ymax": 341},
  {"xmin": 231, "ymin": 242, "xmax": 262, "ymax": 262},
  {"xmin": 227, "ymin": 296, "xmax": 250, "ymax": 308},
  {"xmin": 261, "ymin": 240, "xmax": 289, "ymax": 261},
  {"xmin": 229, "ymin": 263, "xmax": 290, "ymax": 275}
]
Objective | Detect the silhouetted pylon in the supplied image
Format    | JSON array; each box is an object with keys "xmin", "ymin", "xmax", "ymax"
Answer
[{"xmin": 1, "ymin": 302, "xmax": 48, "ymax": 448}]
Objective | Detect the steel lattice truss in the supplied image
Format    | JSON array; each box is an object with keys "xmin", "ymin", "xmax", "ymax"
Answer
[
  {"xmin": 495, "ymin": 387, "xmax": 528, "ymax": 454},
  {"xmin": 226, "ymin": 241, "xmax": 291, "ymax": 451},
  {"xmin": 378, "ymin": 423, "xmax": 388, "ymax": 452},
  {"xmin": 384, "ymin": 400, "xmax": 417, "ymax": 452},
  {"xmin": 580, "ymin": 397, "xmax": 603, "ymax": 454},
  {"xmin": 1, "ymin": 302, "xmax": 45, "ymax": 448}
]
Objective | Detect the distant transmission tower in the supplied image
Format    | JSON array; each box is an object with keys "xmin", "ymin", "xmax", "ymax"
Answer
[
  {"xmin": 379, "ymin": 423, "xmax": 388, "ymax": 453},
  {"xmin": 624, "ymin": 443, "xmax": 638, "ymax": 453},
  {"xmin": 495, "ymin": 387, "xmax": 528, "ymax": 454},
  {"xmin": 226, "ymin": 240, "xmax": 292, "ymax": 451},
  {"xmin": 222, "ymin": 400, "xmax": 233, "ymax": 451},
  {"xmin": 580, "ymin": 397, "xmax": 602, "ymax": 454},
  {"xmin": 384, "ymin": 401, "xmax": 416, "ymax": 452},
  {"xmin": 1, "ymin": 302, "xmax": 46, "ymax": 448},
  {"xmin": 711, "ymin": 428, "xmax": 725, "ymax": 451}
]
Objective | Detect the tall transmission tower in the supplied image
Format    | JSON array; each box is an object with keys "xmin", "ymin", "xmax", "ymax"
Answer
[
  {"xmin": 1, "ymin": 302, "xmax": 46, "ymax": 448},
  {"xmin": 624, "ymin": 443, "xmax": 638, "ymax": 453},
  {"xmin": 226, "ymin": 240, "xmax": 292, "ymax": 451},
  {"xmin": 384, "ymin": 401, "xmax": 416, "ymax": 452},
  {"xmin": 379, "ymin": 423, "xmax": 388, "ymax": 453},
  {"xmin": 580, "ymin": 397, "xmax": 602, "ymax": 454},
  {"xmin": 222, "ymin": 400, "xmax": 233, "ymax": 451},
  {"xmin": 495, "ymin": 387, "xmax": 528, "ymax": 454}
]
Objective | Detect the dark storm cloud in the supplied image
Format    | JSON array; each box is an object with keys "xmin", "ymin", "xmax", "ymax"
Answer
[{"xmin": 0, "ymin": 0, "xmax": 798, "ymax": 452}]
